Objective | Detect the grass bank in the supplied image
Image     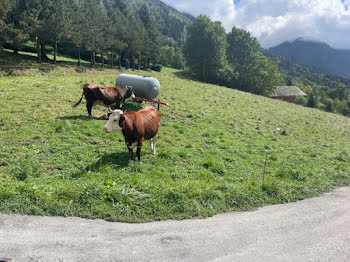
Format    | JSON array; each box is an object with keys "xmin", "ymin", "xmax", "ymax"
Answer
[{"xmin": 0, "ymin": 65, "xmax": 349, "ymax": 222}]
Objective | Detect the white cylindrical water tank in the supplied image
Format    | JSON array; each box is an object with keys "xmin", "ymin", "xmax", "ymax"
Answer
[{"xmin": 116, "ymin": 74, "xmax": 160, "ymax": 100}]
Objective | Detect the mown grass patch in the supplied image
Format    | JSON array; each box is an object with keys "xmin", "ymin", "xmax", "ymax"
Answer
[{"xmin": 0, "ymin": 66, "xmax": 349, "ymax": 222}]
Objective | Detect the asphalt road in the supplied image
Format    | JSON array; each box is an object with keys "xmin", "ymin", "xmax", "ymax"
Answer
[{"xmin": 1, "ymin": 186, "xmax": 350, "ymax": 262}]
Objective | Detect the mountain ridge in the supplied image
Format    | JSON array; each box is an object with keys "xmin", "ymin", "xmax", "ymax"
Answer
[{"xmin": 268, "ymin": 38, "xmax": 350, "ymax": 78}]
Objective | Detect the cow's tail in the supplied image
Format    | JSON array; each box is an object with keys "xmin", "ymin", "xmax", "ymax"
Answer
[
  {"xmin": 73, "ymin": 92, "xmax": 84, "ymax": 107},
  {"xmin": 73, "ymin": 84, "xmax": 88, "ymax": 107}
]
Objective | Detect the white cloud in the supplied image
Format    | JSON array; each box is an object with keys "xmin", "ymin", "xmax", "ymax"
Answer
[
  {"xmin": 162, "ymin": 0, "xmax": 350, "ymax": 49},
  {"xmin": 235, "ymin": 0, "xmax": 350, "ymax": 48}
]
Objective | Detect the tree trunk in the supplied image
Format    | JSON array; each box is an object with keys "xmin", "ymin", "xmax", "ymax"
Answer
[
  {"xmin": 40, "ymin": 42, "xmax": 50, "ymax": 62},
  {"xmin": 37, "ymin": 37, "xmax": 41, "ymax": 63},
  {"xmin": 77, "ymin": 46, "xmax": 81, "ymax": 67},
  {"xmin": 128, "ymin": 51, "xmax": 130, "ymax": 69},
  {"xmin": 54, "ymin": 39, "xmax": 57, "ymax": 64},
  {"xmin": 111, "ymin": 53, "xmax": 114, "ymax": 69},
  {"xmin": 119, "ymin": 50, "xmax": 121, "ymax": 70},
  {"xmin": 132, "ymin": 56, "xmax": 135, "ymax": 70},
  {"xmin": 138, "ymin": 54, "xmax": 140, "ymax": 70},
  {"xmin": 125, "ymin": 50, "xmax": 129, "ymax": 69},
  {"xmin": 90, "ymin": 51, "xmax": 96, "ymax": 68},
  {"xmin": 101, "ymin": 51, "xmax": 104, "ymax": 69},
  {"xmin": 147, "ymin": 58, "xmax": 150, "ymax": 70}
]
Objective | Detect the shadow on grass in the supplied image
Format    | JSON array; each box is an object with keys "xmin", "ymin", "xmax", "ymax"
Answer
[
  {"xmin": 58, "ymin": 101, "xmax": 142, "ymax": 122},
  {"xmin": 122, "ymin": 101, "xmax": 143, "ymax": 111},
  {"xmin": 72, "ymin": 151, "xmax": 129, "ymax": 178},
  {"xmin": 58, "ymin": 114, "xmax": 108, "ymax": 121},
  {"xmin": 174, "ymin": 70, "xmax": 195, "ymax": 80}
]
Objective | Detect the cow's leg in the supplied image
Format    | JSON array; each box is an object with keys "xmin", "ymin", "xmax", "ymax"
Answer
[
  {"xmin": 128, "ymin": 148, "xmax": 134, "ymax": 166},
  {"xmin": 150, "ymin": 136, "xmax": 156, "ymax": 155},
  {"xmin": 136, "ymin": 139, "xmax": 143, "ymax": 164},
  {"xmin": 126, "ymin": 142, "xmax": 136, "ymax": 166},
  {"xmin": 86, "ymin": 101, "xmax": 93, "ymax": 117}
]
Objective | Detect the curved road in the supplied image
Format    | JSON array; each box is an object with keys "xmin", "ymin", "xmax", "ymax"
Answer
[{"xmin": 1, "ymin": 187, "xmax": 350, "ymax": 262}]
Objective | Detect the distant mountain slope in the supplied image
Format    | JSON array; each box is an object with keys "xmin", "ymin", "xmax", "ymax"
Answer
[
  {"xmin": 126, "ymin": 0, "xmax": 194, "ymax": 44},
  {"xmin": 264, "ymin": 49, "xmax": 350, "ymax": 89},
  {"xmin": 268, "ymin": 38, "xmax": 350, "ymax": 77}
]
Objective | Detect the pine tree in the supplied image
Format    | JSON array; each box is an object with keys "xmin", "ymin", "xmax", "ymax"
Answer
[
  {"xmin": 81, "ymin": 0, "xmax": 105, "ymax": 67},
  {"xmin": 138, "ymin": 3, "xmax": 161, "ymax": 68},
  {"xmin": 105, "ymin": 1, "xmax": 128, "ymax": 69},
  {"xmin": 47, "ymin": 0, "xmax": 72, "ymax": 64},
  {"xmin": 70, "ymin": 0, "xmax": 85, "ymax": 66}
]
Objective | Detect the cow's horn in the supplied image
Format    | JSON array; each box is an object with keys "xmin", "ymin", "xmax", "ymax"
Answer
[{"xmin": 108, "ymin": 106, "xmax": 113, "ymax": 112}]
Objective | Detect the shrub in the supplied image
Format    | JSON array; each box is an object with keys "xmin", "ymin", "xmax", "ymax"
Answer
[{"xmin": 151, "ymin": 64, "xmax": 162, "ymax": 72}]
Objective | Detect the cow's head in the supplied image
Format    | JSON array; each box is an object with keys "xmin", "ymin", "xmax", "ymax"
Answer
[
  {"xmin": 125, "ymin": 86, "xmax": 136, "ymax": 99},
  {"xmin": 103, "ymin": 109, "xmax": 124, "ymax": 133}
]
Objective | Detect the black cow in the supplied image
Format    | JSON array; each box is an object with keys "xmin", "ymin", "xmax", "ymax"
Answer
[{"xmin": 73, "ymin": 83, "xmax": 135, "ymax": 117}]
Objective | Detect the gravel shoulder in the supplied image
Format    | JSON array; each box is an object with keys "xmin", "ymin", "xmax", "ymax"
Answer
[{"xmin": 1, "ymin": 187, "xmax": 350, "ymax": 262}]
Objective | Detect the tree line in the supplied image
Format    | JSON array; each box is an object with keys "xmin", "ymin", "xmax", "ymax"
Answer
[
  {"xmin": 0, "ymin": 0, "xmax": 185, "ymax": 69},
  {"xmin": 184, "ymin": 15, "xmax": 349, "ymax": 114},
  {"xmin": 184, "ymin": 15, "xmax": 282, "ymax": 96}
]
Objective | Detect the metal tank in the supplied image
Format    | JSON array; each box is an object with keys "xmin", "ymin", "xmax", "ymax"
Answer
[{"xmin": 116, "ymin": 74, "xmax": 160, "ymax": 100}]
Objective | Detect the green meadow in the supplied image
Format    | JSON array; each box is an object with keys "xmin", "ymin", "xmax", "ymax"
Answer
[{"xmin": 0, "ymin": 64, "xmax": 349, "ymax": 222}]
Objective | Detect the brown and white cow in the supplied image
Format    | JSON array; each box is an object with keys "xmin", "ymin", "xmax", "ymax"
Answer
[
  {"xmin": 103, "ymin": 106, "xmax": 160, "ymax": 165},
  {"xmin": 73, "ymin": 84, "xmax": 135, "ymax": 117}
]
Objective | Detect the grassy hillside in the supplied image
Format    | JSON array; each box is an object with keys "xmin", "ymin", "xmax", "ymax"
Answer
[{"xmin": 0, "ymin": 64, "xmax": 349, "ymax": 222}]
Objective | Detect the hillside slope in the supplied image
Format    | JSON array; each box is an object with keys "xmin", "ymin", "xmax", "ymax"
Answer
[
  {"xmin": 268, "ymin": 38, "xmax": 350, "ymax": 77},
  {"xmin": 0, "ymin": 68, "xmax": 349, "ymax": 222},
  {"xmin": 264, "ymin": 49, "xmax": 350, "ymax": 89},
  {"xmin": 126, "ymin": 0, "xmax": 193, "ymax": 44}
]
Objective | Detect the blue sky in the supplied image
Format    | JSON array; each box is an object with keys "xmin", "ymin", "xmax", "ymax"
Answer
[{"xmin": 162, "ymin": 0, "xmax": 350, "ymax": 49}]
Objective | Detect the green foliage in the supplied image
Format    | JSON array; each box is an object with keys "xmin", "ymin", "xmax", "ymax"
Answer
[
  {"xmin": 1, "ymin": 0, "xmax": 190, "ymax": 69},
  {"xmin": 266, "ymin": 51, "xmax": 350, "ymax": 116},
  {"xmin": 226, "ymin": 27, "xmax": 282, "ymax": 95},
  {"xmin": 184, "ymin": 15, "xmax": 228, "ymax": 82},
  {"xmin": 160, "ymin": 45, "xmax": 183, "ymax": 69},
  {"xmin": 183, "ymin": 20, "xmax": 281, "ymax": 96},
  {"xmin": 0, "ymin": 0, "xmax": 27, "ymax": 49},
  {"xmin": 151, "ymin": 64, "xmax": 162, "ymax": 72},
  {"xmin": 125, "ymin": 0, "xmax": 190, "ymax": 46},
  {"xmin": 132, "ymin": 2, "xmax": 164, "ymax": 68},
  {"xmin": 307, "ymin": 92, "xmax": 318, "ymax": 108}
]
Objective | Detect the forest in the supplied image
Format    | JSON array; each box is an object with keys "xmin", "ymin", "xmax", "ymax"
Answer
[{"xmin": 0, "ymin": 0, "xmax": 188, "ymax": 69}]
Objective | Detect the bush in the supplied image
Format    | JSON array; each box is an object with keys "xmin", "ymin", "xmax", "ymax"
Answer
[{"xmin": 151, "ymin": 64, "xmax": 162, "ymax": 72}]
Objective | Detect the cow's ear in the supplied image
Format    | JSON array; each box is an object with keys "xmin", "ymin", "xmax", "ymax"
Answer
[{"xmin": 107, "ymin": 112, "xmax": 112, "ymax": 118}]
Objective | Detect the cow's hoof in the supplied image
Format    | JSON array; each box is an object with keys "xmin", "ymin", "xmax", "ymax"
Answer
[{"xmin": 128, "ymin": 160, "xmax": 134, "ymax": 166}]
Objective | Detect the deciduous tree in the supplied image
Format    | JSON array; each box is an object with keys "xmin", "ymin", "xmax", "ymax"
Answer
[{"xmin": 184, "ymin": 15, "xmax": 228, "ymax": 82}]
